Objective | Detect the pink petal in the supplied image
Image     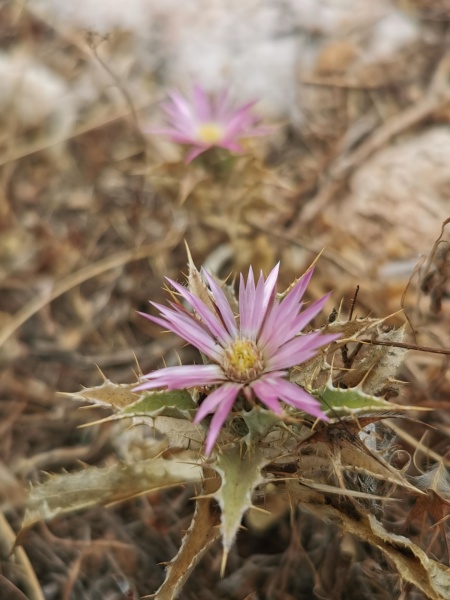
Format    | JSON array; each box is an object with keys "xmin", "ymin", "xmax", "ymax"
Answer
[
  {"xmin": 262, "ymin": 294, "xmax": 331, "ymax": 354},
  {"xmin": 249, "ymin": 272, "xmax": 267, "ymax": 337},
  {"xmin": 267, "ymin": 378, "xmax": 328, "ymax": 420},
  {"xmin": 278, "ymin": 270, "xmax": 314, "ymax": 321},
  {"xmin": 167, "ymin": 92, "xmax": 195, "ymax": 123},
  {"xmin": 166, "ymin": 278, "xmax": 232, "ymax": 345},
  {"xmin": 262, "ymin": 263, "xmax": 280, "ymax": 315},
  {"xmin": 194, "ymin": 382, "xmax": 241, "ymax": 422},
  {"xmin": 197, "ymin": 383, "xmax": 242, "ymax": 455},
  {"xmin": 266, "ymin": 332, "xmax": 339, "ymax": 371},
  {"xmin": 164, "ymin": 133, "xmax": 200, "ymax": 145},
  {"xmin": 201, "ymin": 270, "xmax": 238, "ymax": 336},
  {"xmin": 218, "ymin": 140, "xmax": 244, "ymax": 153},
  {"xmin": 161, "ymin": 105, "xmax": 196, "ymax": 134},
  {"xmin": 241, "ymin": 271, "xmax": 266, "ymax": 339},
  {"xmin": 238, "ymin": 264, "xmax": 280, "ymax": 340},
  {"xmin": 141, "ymin": 305, "xmax": 222, "ymax": 361},
  {"xmin": 134, "ymin": 364, "xmax": 225, "ymax": 392},
  {"xmin": 192, "ymin": 84, "xmax": 212, "ymax": 121},
  {"xmin": 287, "ymin": 294, "xmax": 332, "ymax": 337},
  {"xmin": 238, "ymin": 268, "xmax": 255, "ymax": 336},
  {"xmin": 249, "ymin": 378, "xmax": 283, "ymax": 414},
  {"xmin": 222, "ymin": 103, "xmax": 258, "ymax": 139},
  {"xmin": 213, "ymin": 88, "xmax": 231, "ymax": 120}
]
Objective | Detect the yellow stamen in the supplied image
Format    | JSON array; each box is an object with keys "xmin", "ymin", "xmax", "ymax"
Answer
[
  {"xmin": 197, "ymin": 122, "xmax": 224, "ymax": 144},
  {"xmin": 222, "ymin": 339, "xmax": 265, "ymax": 383}
]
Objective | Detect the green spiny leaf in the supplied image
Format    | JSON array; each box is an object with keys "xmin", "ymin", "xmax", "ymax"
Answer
[
  {"xmin": 213, "ymin": 445, "xmax": 268, "ymax": 573},
  {"xmin": 242, "ymin": 406, "xmax": 281, "ymax": 444},
  {"xmin": 315, "ymin": 381, "xmax": 416, "ymax": 416},
  {"xmin": 124, "ymin": 389, "xmax": 196, "ymax": 419}
]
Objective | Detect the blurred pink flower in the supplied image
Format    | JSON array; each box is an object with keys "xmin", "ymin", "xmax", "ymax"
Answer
[
  {"xmin": 135, "ymin": 265, "xmax": 339, "ymax": 455},
  {"xmin": 150, "ymin": 84, "xmax": 268, "ymax": 162}
]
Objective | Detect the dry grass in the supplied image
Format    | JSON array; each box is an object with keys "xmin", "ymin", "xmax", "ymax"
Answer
[{"xmin": 1, "ymin": 2, "xmax": 450, "ymax": 599}]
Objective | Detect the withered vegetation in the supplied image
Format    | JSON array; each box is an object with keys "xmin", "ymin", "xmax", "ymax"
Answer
[{"xmin": 1, "ymin": 3, "xmax": 450, "ymax": 599}]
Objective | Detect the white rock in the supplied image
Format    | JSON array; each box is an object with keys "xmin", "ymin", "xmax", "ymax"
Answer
[
  {"xmin": 0, "ymin": 52, "xmax": 75, "ymax": 137},
  {"xmin": 32, "ymin": 0, "xmax": 421, "ymax": 122},
  {"xmin": 328, "ymin": 128, "xmax": 450, "ymax": 262}
]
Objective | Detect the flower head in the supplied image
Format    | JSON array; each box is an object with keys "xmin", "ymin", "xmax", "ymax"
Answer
[
  {"xmin": 150, "ymin": 84, "xmax": 267, "ymax": 163},
  {"xmin": 135, "ymin": 265, "xmax": 339, "ymax": 455}
]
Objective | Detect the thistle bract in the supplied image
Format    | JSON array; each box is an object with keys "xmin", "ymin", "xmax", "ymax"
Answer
[
  {"xmin": 149, "ymin": 84, "xmax": 267, "ymax": 162},
  {"xmin": 135, "ymin": 265, "xmax": 339, "ymax": 455}
]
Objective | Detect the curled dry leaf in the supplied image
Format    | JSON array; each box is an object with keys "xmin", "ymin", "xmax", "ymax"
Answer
[
  {"xmin": 152, "ymin": 469, "xmax": 221, "ymax": 600},
  {"xmin": 300, "ymin": 496, "xmax": 450, "ymax": 600}
]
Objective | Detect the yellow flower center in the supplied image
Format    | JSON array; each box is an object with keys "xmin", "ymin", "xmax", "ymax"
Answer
[
  {"xmin": 197, "ymin": 122, "xmax": 224, "ymax": 144},
  {"xmin": 222, "ymin": 339, "xmax": 265, "ymax": 383}
]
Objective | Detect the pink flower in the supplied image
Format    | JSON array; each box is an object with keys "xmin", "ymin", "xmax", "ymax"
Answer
[
  {"xmin": 135, "ymin": 265, "xmax": 339, "ymax": 455},
  {"xmin": 150, "ymin": 84, "xmax": 268, "ymax": 163}
]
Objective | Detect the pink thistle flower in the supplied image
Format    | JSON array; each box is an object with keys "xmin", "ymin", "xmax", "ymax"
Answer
[
  {"xmin": 135, "ymin": 265, "xmax": 339, "ymax": 455},
  {"xmin": 150, "ymin": 84, "xmax": 268, "ymax": 163}
]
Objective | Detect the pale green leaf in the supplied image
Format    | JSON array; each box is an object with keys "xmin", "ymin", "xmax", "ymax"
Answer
[
  {"xmin": 213, "ymin": 445, "xmax": 268, "ymax": 570},
  {"xmin": 123, "ymin": 389, "xmax": 196, "ymax": 419},
  {"xmin": 315, "ymin": 381, "xmax": 418, "ymax": 415},
  {"xmin": 22, "ymin": 456, "xmax": 202, "ymax": 529},
  {"xmin": 59, "ymin": 379, "xmax": 139, "ymax": 410},
  {"xmin": 242, "ymin": 406, "xmax": 281, "ymax": 444}
]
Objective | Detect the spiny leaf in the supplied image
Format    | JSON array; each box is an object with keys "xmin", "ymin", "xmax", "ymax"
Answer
[
  {"xmin": 185, "ymin": 242, "xmax": 216, "ymax": 313},
  {"xmin": 152, "ymin": 469, "xmax": 221, "ymax": 600},
  {"xmin": 213, "ymin": 445, "xmax": 268, "ymax": 573},
  {"xmin": 123, "ymin": 389, "xmax": 196, "ymax": 419},
  {"xmin": 324, "ymin": 316, "xmax": 386, "ymax": 340},
  {"xmin": 148, "ymin": 416, "xmax": 204, "ymax": 451},
  {"xmin": 242, "ymin": 406, "xmax": 281, "ymax": 444},
  {"xmin": 59, "ymin": 378, "xmax": 139, "ymax": 410},
  {"xmin": 315, "ymin": 381, "xmax": 418, "ymax": 415},
  {"xmin": 22, "ymin": 456, "xmax": 203, "ymax": 530},
  {"xmin": 362, "ymin": 326, "xmax": 407, "ymax": 395}
]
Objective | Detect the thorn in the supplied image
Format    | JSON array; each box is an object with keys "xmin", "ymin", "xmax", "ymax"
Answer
[
  {"xmin": 189, "ymin": 493, "xmax": 215, "ymax": 501},
  {"xmin": 184, "ymin": 240, "xmax": 195, "ymax": 270},
  {"xmin": 249, "ymin": 505, "xmax": 271, "ymax": 516},
  {"xmin": 348, "ymin": 285, "xmax": 360, "ymax": 321},
  {"xmin": 220, "ymin": 548, "xmax": 229, "ymax": 578},
  {"xmin": 132, "ymin": 351, "xmax": 143, "ymax": 376},
  {"xmin": 94, "ymin": 364, "xmax": 108, "ymax": 382},
  {"xmin": 305, "ymin": 248, "xmax": 325, "ymax": 272}
]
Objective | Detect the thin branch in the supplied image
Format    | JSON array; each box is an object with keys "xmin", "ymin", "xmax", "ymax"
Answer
[{"xmin": 360, "ymin": 339, "xmax": 450, "ymax": 356}]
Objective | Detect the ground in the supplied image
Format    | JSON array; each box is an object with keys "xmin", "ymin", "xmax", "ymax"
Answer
[{"xmin": 1, "ymin": 2, "xmax": 450, "ymax": 599}]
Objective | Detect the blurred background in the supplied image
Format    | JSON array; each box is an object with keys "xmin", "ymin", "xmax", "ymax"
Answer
[{"xmin": 1, "ymin": 1, "xmax": 450, "ymax": 598}]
